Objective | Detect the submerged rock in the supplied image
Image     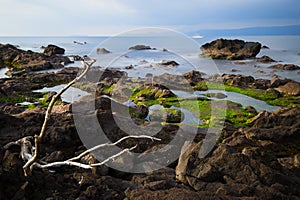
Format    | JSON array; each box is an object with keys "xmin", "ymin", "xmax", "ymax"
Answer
[{"xmin": 201, "ymin": 38, "xmax": 261, "ymax": 60}]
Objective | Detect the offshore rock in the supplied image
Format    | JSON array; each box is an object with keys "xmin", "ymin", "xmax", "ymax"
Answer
[{"xmin": 201, "ymin": 38, "xmax": 261, "ymax": 60}]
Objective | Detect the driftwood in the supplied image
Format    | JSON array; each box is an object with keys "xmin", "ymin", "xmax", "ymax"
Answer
[{"xmin": 4, "ymin": 59, "xmax": 161, "ymax": 176}]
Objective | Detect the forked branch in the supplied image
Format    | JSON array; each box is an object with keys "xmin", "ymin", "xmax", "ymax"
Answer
[
  {"xmin": 4, "ymin": 59, "xmax": 162, "ymax": 176},
  {"xmin": 23, "ymin": 59, "xmax": 96, "ymax": 176}
]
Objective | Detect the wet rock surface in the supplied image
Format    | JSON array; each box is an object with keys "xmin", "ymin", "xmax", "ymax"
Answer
[
  {"xmin": 0, "ymin": 43, "xmax": 73, "ymax": 76},
  {"xmin": 1, "ymin": 43, "xmax": 300, "ymax": 199}
]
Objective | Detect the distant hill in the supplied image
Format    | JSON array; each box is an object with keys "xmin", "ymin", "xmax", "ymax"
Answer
[{"xmin": 189, "ymin": 25, "xmax": 300, "ymax": 37}]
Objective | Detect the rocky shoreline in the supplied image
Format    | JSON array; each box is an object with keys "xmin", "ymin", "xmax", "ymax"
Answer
[{"xmin": 0, "ymin": 40, "xmax": 300, "ymax": 199}]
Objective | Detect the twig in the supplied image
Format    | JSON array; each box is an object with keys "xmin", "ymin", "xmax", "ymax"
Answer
[
  {"xmin": 91, "ymin": 145, "xmax": 136, "ymax": 167},
  {"xmin": 23, "ymin": 59, "xmax": 96, "ymax": 176},
  {"xmin": 31, "ymin": 145, "xmax": 137, "ymax": 170},
  {"xmin": 68, "ymin": 135, "xmax": 161, "ymax": 161}
]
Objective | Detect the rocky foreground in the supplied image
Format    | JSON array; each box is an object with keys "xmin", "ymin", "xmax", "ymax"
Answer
[
  {"xmin": 0, "ymin": 42, "xmax": 300, "ymax": 199},
  {"xmin": 0, "ymin": 97, "xmax": 300, "ymax": 199}
]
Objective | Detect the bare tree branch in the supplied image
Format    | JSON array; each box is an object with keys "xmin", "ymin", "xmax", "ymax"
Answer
[
  {"xmin": 4, "ymin": 59, "xmax": 163, "ymax": 176},
  {"xmin": 23, "ymin": 59, "xmax": 96, "ymax": 176},
  {"xmin": 68, "ymin": 135, "xmax": 161, "ymax": 162},
  {"xmin": 31, "ymin": 145, "xmax": 137, "ymax": 170},
  {"xmin": 91, "ymin": 145, "xmax": 137, "ymax": 167}
]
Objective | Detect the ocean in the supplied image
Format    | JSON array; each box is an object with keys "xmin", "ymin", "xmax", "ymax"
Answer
[{"xmin": 0, "ymin": 35, "xmax": 299, "ymax": 82}]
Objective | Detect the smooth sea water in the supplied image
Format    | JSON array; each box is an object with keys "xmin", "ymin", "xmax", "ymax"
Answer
[
  {"xmin": 0, "ymin": 35, "xmax": 299, "ymax": 112},
  {"xmin": 0, "ymin": 35, "xmax": 299, "ymax": 81}
]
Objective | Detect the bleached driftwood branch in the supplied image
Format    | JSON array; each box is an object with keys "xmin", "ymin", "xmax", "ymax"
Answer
[
  {"xmin": 4, "ymin": 59, "xmax": 162, "ymax": 176},
  {"xmin": 31, "ymin": 135, "xmax": 160, "ymax": 170},
  {"xmin": 31, "ymin": 145, "xmax": 138, "ymax": 170},
  {"xmin": 23, "ymin": 59, "xmax": 96, "ymax": 176},
  {"xmin": 10, "ymin": 135, "xmax": 160, "ymax": 172},
  {"xmin": 68, "ymin": 135, "xmax": 160, "ymax": 161}
]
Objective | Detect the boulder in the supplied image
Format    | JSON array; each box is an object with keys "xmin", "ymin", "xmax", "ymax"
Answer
[
  {"xmin": 96, "ymin": 48, "xmax": 111, "ymax": 54},
  {"xmin": 270, "ymin": 77, "xmax": 290, "ymax": 88},
  {"xmin": 275, "ymin": 81, "xmax": 300, "ymax": 96},
  {"xmin": 255, "ymin": 55, "xmax": 277, "ymax": 63},
  {"xmin": 183, "ymin": 70, "xmax": 204, "ymax": 83},
  {"xmin": 125, "ymin": 65, "xmax": 134, "ymax": 69},
  {"xmin": 159, "ymin": 60, "xmax": 179, "ymax": 66},
  {"xmin": 134, "ymin": 85, "xmax": 176, "ymax": 101},
  {"xmin": 150, "ymin": 108, "xmax": 184, "ymax": 123},
  {"xmin": 129, "ymin": 45, "xmax": 152, "ymax": 50},
  {"xmin": 268, "ymin": 64, "xmax": 300, "ymax": 70},
  {"xmin": 222, "ymin": 74, "xmax": 255, "ymax": 88},
  {"xmin": 201, "ymin": 39, "xmax": 261, "ymax": 60},
  {"xmin": 43, "ymin": 44, "xmax": 65, "ymax": 56}
]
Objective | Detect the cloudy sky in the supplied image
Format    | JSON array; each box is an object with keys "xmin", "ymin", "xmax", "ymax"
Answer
[{"xmin": 0, "ymin": 0, "xmax": 299, "ymax": 36}]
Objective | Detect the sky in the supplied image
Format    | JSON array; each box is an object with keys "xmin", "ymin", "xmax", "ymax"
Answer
[{"xmin": 0, "ymin": 0, "xmax": 299, "ymax": 36}]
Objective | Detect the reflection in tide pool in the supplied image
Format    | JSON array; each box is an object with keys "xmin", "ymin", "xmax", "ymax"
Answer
[
  {"xmin": 33, "ymin": 84, "xmax": 90, "ymax": 103},
  {"xmin": 0, "ymin": 68, "xmax": 8, "ymax": 79}
]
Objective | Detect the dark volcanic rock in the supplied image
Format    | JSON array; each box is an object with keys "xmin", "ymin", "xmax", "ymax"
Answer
[
  {"xmin": 151, "ymin": 71, "xmax": 205, "ymax": 91},
  {"xmin": 261, "ymin": 45, "xmax": 270, "ymax": 49},
  {"xmin": 159, "ymin": 60, "xmax": 179, "ymax": 66},
  {"xmin": 183, "ymin": 70, "xmax": 204, "ymax": 84},
  {"xmin": 129, "ymin": 45, "xmax": 152, "ymax": 50},
  {"xmin": 255, "ymin": 55, "xmax": 277, "ymax": 63},
  {"xmin": 269, "ymin": 64, "xmax": 300, "ymax": 70},
  {"xmin": 0, "ymin": 43, "xmax": 72, "ymax": 76},
  {"xmin": 43, "ymin": 44, "xmax": 65, "ymax": 56},
  {"xmin": 222, "ymin": 74, "xmax": 256, "ymax": 88},
  {"xmin": 201, "ymin": 38, "xmax": 261, "ymax": 60},
  {"xmin": 1, "ymin": 92, "xmax": 300, "ymax": 199},
  {"xmin": 125, "ymin": 65, "xmax": 134, "ymax": 69},
  {"xmin": 246, "ymin": 107, "xmax": 300, "ymax": 140},
  {"xmin": 176, "ymin": 107, "xmax": 300, "ymax": 199},
  {"xmin": 0, "ymin": 67, "xmax": 79, "ymax": 96}
]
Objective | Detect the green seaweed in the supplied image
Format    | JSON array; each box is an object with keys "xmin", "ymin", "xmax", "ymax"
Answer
[
  {"xmin": 205, "ymin": 82, "xmax": 300, "ymax": 107},
  {"xmin": 0, "ymin": 95, "xmax": 26, "ymax": 104}
]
